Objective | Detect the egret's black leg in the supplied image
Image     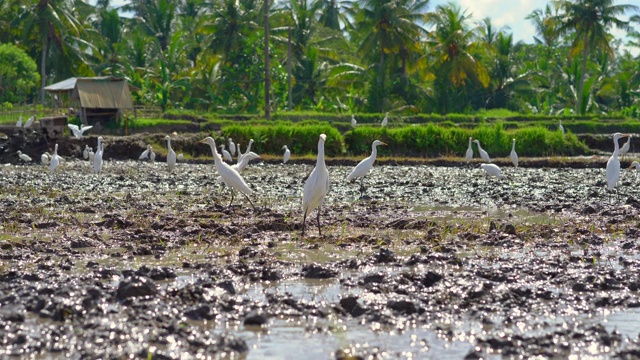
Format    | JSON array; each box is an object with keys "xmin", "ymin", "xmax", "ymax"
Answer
[
  {"xmin": 317, "ymin": 207, "xmax": 322, "ymax": 236},
  {"xmin": 228, "ymin": 189, "xmax": 235, "ymax": 207},
  {"xmin": 243, "ymin": 193, "xmax": 256, "ymax": 211},
  {"xmin": 302, "ymin": 210, "xmax": 308, "ymax": 237}
]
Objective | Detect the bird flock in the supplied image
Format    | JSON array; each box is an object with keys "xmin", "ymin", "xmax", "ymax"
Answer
[{"xmin": 8, "ymin": 115, "xmax": 635, "ymax": 236}]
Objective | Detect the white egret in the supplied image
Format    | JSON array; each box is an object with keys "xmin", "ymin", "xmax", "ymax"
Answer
[
  {"xmin": 510, "ymin": 138, "xmax": 518, "ymax": 168},
  {"xmin": 473, "ymin": 139, "xmax": 491, "ymax": 163},
  {"xmin": 480, "ymin": 163, "xmax": 505, "ymax": 179},
  {"xmin": 93, "ymin": 137, "xmax": 104, "ymax": 174},
  {"xmin": 228, "ymin": 138, "xmax": 236, "ymax": 156},
  {"xmin": 282, "ymin": 145, "xmax": 291, "ymax": 164},
  {"xmin": 17, "ymin": 151, "xmax": 32, "ymax": 163},
  {"xmin": 216, "ymin": 152, "xmax": 261, "ymax": 185},
  {"xmin": 237, "ymin": 139, "xmax": 254, "ymax": 165},
  {"xmin": 346, "ymin": 140, "xmax": 386, "ymax": 197},
  {"xmin": 351, "ymin": 115, "xmax": 357, "ymax": 128},
  {"xmin": 381, "ymin": 112, "xmax": 388, "ymax": 127},
  {"xmin": 49, "ymin": 144, "xmax": 60, "ymax": 172},
  {"xmin": 88, "ymin": 148, "xmax": 95, "ymax": 165},
  {"xmin": 41, "ymin": 152, "xmax": 51, "ymax": 165},
  {"xmin": 149, "ymin": 147, "xmax": 156, "ymax": 162},
  {"xmin": 559, "ymin": 120, "xmax": 565, "ymax": 135},
  {"xmin": 606, "ymin": 132, "xmax": 630, "ymax": 191},
  {"xmin": 465, "ymin": 137, "xmax": 473, "ymax": 164},
  {"xmin": 68, "ymin": 124, "xmax": 93, "ymax": 139},
  {"xmin": 619, "ymin": 135, "xmax": 632, "ymax": 160},
  {"xmin": 629, "ymin": 161, "xmax": 640, "ymax": 170},
  {"xmin": 139, "ymin": 145, "xmax": 151, "ymax": 160},
  {"xmin": 24, "ymin": 116, "xmax": 35, "ymax": 128},
  {"xmin": 302, "ymin": 134, "xmax": 329, "ymax": 237},
  {"xmin": 16, "ymin": 117, "xmax": 22, "ymax": 127},
  {"xmin": 200, "ymin": 137, "xmax": 255, "ymax": 209},
  {"xmin": 165, "ymin": 135, "xmax": 177, "ymax": 172},
  {"xmin": 177, "ymin": 153, "xmax": 184, "ymax": 161},
  {"xmin": 220, "ymin": 145, "xmax": 232, "ymax": 162},
  {"xmin": 83, "ymin": 145, "xmax": 90, "ymax": 160}
]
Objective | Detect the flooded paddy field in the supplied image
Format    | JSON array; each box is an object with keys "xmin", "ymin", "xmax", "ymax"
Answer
[{"xmin": 2, "ymin": 160, "xmax": 640, "ymax": 359}]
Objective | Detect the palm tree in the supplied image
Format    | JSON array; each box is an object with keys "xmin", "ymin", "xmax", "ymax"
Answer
[
  {"xmin": 551, "ymin": 0, "xmax": 639, "ymax": 114},
  {"xmin": 527, "ymin": 4, "xmax": 560, "ymax": 48},
  {"xmin": 424, "ymin": 3, "xmax": 489, "ymax": 113},
  {"xmin": 17, "ymin": 0, "xmax": 85, "ymax": 103},
  {"xmin": 313, "ymin": 0, "xmax": 354, "ymax": 31},
  {"xmin": 124, "ymin": 0, "xmax": 178, "ymax": 52},
  {"xmin": 354, "ymin": 0, "xmax": 428, "ymax": 112}
]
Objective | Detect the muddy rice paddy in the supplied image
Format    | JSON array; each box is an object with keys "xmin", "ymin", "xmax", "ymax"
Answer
[{"xmin": 2, "ymin": 158, "xmax": 640, "ymax": 359}]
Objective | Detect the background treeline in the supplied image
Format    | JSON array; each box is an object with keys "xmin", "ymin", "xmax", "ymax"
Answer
[{"xmin": 0, "ymin": 0, "xmax": 638, "ymax": 118}]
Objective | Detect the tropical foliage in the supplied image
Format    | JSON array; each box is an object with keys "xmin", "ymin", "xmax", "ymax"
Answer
[{"xmin": 0, "ymin": 0, "xmax": 638, "ymax": 116}]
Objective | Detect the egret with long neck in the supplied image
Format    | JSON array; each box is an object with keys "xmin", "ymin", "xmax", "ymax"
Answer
[
  {"xmin": 510, "ymin": 138, "xmax": 518, "ymax": 168},
  {"xmin": 200, "ymin": 137, "xmax": 255, "ymax": 210},
  {"xmin": 347, "ymin": 140, "xmax": 386, "ymax": 197},
  {"xmin": 606, "ymin": 132, "xmax": 630, "ymax": 191},
  {"xmin": 302, "ymin": 134, "xmax": 329, "ymax": 236},
  {"xmin": 165, "ymin": 135, "xmax": 176, "ymax": 172}
]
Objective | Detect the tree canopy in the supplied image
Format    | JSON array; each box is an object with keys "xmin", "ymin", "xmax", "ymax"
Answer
[{"xmin": 0, "ymin": 0, "xmax": 638, "ymax": 116}]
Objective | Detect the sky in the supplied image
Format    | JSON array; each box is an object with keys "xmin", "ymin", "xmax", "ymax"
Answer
[{"xmin": 428, "ymin": 0, "xmax": 639, "ymax": 56}]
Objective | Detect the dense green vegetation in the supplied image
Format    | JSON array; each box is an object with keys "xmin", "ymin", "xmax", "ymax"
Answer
[
  {"xmin": 217, "ymin": 121, "xmax": 589, "ymax": 157},
  {"xmin": 0, "ymin": 0, "xmax": 638, "ymax": 117}
]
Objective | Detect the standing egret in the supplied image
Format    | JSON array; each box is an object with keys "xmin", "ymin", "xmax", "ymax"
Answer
[
  {"xmin": 139, "ymin": 145, "xmax": 151, "ymax": 160},
  {"xmin": 235, "ymin": 143, "xmax": 243, "ymax": 164},
  {"xmin": 465, "ymin": 137, "xmax": 473, "ymax": 164},
  {"xmin": 83, "ymin": 145, "xmax": 90, "ymax": 160},
  {"xmin": 559, "ymin": 120, "xmax": 565, "ymax": 135},
  {"xmin": 89, "ymin": 148, "xmax": 95, "ymax": 165},
  {"xmin": 49, "ymin": 144, "xmax": 60, "ymax": 172},
  {"xmin": 24, "ymin": 116, "xmax": 35, "ymax": 128},
  {"xmin": 165, "ymin": 135, "xmax": 177, "ymax": 172},
  {"xmin": 200, "ymin": 137, "xmax": 255, "ymax": 209},
  {"xmin": 473, "ymin": 139, "xmax": 491, "ymax": 163},
  {"xmin": 17, "ymin": 151, "xmax": 32, "ymax": 162},
  {"xmin": 282, "ymin": 145, "xmax": 291, "ymax": 164},
  {"xmin": 16, "ymin": 117, "xmax": 22, "ymax": 127},
  {"xmin": 480, "ymin": 163, "xmax": 505, "ymax": 179},
  {"xmin": 237, "ymin": 139, "xmax": 254, "ymax": 165},
  {"xmin": 68, "ymin": 124, "xmax": 93, "ymax": 139},
  {"xmin": 93, "ymin": 137, "xmax": 104, "ymax": 174},
  {"xmin": 629, "ymin": 161, "xmax": 640, "ymax": 170},
  {"xmin": 41, "ymin": 152, "xmax": 51, "ymax": 165},
  {"xmin": 234, "ymin": 152, "xmax": 260, "ymax": 173},
  {"xmin": 606, "ymin": 132, "xmax": 630, "ymax": 192},
  {"xmin": 510, "ymin": 138, "xmax": 518, "ymax": 168},
  {"xmin": 228, "ymin": 138, "xmax": 236, "ymax": 156},
  {"xmin": 220, "ymin": 144, "xmax": 233, "ymax": 162},
  {"xmin": 351, "ymin": 115, "xmax": 357, "ymax": 128},
  {"xmin": 381, "ymin": 112, "xmax": 389, "ymax": 127},
  {"xmin": 346, "ymin": 140, "xmax": 386, "ymax": 197},
  {"xmin": 216, "ymin": 151, "xmax": 261, "ymax": 185},
  {"xmin": 149, "ymin": 147, "xmax": 156, "ymax": 162},
  {"xmin": 177, "ymin": 153, "xmax": 184, "ymax": 161},
  {"xmin": 619, "ymin": 135, "xmax": 632, "ymax": 160},
  {"xmin": 302, "ymin": 134, "xmax": 329, "ymax": 237}
]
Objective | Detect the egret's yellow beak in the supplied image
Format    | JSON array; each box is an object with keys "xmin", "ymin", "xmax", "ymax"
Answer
[
  {"xmin": 198, "ymin": 139, "xmax": 207, "ymax": 144},
  {"xmin": 381, "ymin": 142, "xmax": 387, "ymax": 146}
]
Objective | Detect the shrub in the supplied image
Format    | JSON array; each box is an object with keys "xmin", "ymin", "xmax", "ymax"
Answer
[{"xmin": 221, "ymin": 122, "xmax": 344, "ymax": 156}]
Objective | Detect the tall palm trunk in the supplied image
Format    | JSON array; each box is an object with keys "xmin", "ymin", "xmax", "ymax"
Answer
[
  {"xmin": 39, "ymin": 37, "xmax": 48, "ymax": 104},
  {"xmin": 577, "ymin": 32, "xmax": 589, "ymax": 115}
]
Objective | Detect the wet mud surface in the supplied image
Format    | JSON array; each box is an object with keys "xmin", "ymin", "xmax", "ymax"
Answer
[{"xmin": 2, "ymin": 160, "xmax": 640, "ymax": 359}]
